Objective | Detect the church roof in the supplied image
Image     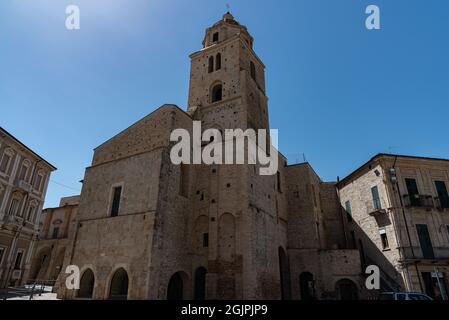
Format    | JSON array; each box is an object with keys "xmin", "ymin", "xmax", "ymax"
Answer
[{"xmin": 93, "ymin": 104, "xmax": 191, "ymax": 151}]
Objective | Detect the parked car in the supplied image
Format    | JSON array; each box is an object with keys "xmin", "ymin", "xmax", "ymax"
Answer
[{"xmin": 379, "ymin": 292, "xmax": 433, "ymax": 300}]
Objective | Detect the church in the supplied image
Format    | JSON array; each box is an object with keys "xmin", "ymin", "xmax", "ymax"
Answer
[{"xmin": 54, "ymin": 12, "xmax": 364, "ymax": 300}]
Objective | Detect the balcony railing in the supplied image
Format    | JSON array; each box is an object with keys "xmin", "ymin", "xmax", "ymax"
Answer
[
  {"xmin": 366, "ymin": 200, "xmax": 387, "ymax": 216},
  {"xmin": 400, "ymin": 246, "xmax": 449, "ymax": 261},
  {"xmin": 18, "ymin": 180, "xmax": 32, "ymax": 193},
  {"xmin": 2, "ymin": 214, "xmax": 23, "ymax": 225},
  {"xmin": 403, "ymin": 194, "xmax": 434, "ymax": 208}
]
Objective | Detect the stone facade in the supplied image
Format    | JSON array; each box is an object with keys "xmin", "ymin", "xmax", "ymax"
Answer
[
  {"xmin": 0, "ymin": 127, "xmax": 56, "ymax": 287},
  {"xmin": 53, "ymin": 13, "xmax": 363, "ymax": 300},
  {"xmin": 28, "ymin": 196, "xmax": 79, "ymax": 285},
  {"xmin": 337, "ymin": 153, "xmax": 449, "ymax": 300},
  {"xmin": 285, "ymin": 163, "xmax": 364, "ymax": 300}
]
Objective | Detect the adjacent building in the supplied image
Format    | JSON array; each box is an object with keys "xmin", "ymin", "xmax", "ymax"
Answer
[
  {"xmin": 337, "ymin": 153, "xmax": 449, "ymax": 300},
  {"xmin": 285, "ymin": 163, "xmax": 363, "ymax": 300},
  {"xmin": 28, "ymin": 195, "xmax": 79, "ymax": 285},
  {"xmin": 0, "ymin": 127, "xmax": 56, "ymax": 287}
]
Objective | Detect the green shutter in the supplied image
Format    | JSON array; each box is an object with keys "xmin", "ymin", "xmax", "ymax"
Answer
[
  {"xmin": 371, "ymin": 186, "xmax": 381, "ymax": 209},
  {"xmin": 416, "ymin": 224, "xmax": 435, "ymax": 259}
]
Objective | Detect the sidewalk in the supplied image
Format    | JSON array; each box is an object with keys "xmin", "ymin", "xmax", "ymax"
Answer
[{"xmin": 0, "ymin": 285, "xmax": 59, "ymax": 300}]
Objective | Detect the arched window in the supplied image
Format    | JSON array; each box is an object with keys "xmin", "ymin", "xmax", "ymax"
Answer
[
  {"xmin": 26, "ymin": 203, "xmax": 37, "ymax": 221},
  {"xmin": 8, "ymin": 194, "xmax": 22, "ymax": 216},
  {"xmin": 18, "ymin": 159, "xmax": 31, "ymax": 181},
  {"xmin": 78, "ymin": 269, "xmax": 95, "ymax": 299},
  {"xmin": 215, "ymin": 53, "xmax": 221, "ymax": 70},
  {"xmin": 0, "ymin": 148, "xmax": 14, "ymax": 173},
  {"xmin": 194, "ymin": 267, "xmax": 207, "ymax": 300},
  {"xmin": 208, "ymin": 56, "xmax": 214, "ymax": 73},
  {"xmin": 336, "ymin": 279, "xmax": 358, "ymax": 300},
  {"xmin": 299, "ymin": 272, "xmax": 315, "ymax": 300},
  {"xmin": 34, "ymin": 170, "xmax": 45, "ymax": 191},
  {"xmin": 109, "ymin": 268, "xmax": 129, "ymax": 300},
  {"xmin": 211, "ymin": 83, "xmax": 222, "ymax": 103},
  {"xmin": 167, "ymin": 272, "xmax": 185, "ymax": 300},
  {"xmin": 250, "ymin": 61, "xmax": 256, "ymax": 80},
  {"xmin": 212, "ymin": 32, "xmax": 219, "ymax": 42}
]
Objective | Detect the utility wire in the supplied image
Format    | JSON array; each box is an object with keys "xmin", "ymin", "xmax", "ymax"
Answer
[{"xmin": 49, "ymin": 179, "xmax": 81, "ymax": 192}]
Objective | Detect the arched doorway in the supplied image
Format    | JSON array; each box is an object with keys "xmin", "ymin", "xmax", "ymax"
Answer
[
  {"xmin": 108, "ymin": 268, "xmax": 129, "ymax": 300},
  {"xmin": 278, "ymin": 247, "xmax": 291, "ymax": 300},
  {"xmin": 299, "ymin": 272, "xmax": 315, "ymax": 300},
  {"xmin": 336, "ymin": 279, "xmax": 358, "ymax": 300},
  {"xmin": 167, "ymin": 272, "xmax": 187, "ymax": 300},
  {"xmin": 194, "ymin": 267, "xmax": 207, "ymax": 300},
  {"xmin": 78, "ymin": 269, "xmax": 95, "ymax": 299}
]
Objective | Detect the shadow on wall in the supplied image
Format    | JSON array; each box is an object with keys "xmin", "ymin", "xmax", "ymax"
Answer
[
  {"xmin": 341, "ymin": 205, "xmax": 405, "ymax": 296},
  {"xmin": 28, "ymin": 246, "xmax": 66, "ymax": 284},
  {"xmin": 28, "ymin": 247, "xmax": 52, "ymax": 282}
]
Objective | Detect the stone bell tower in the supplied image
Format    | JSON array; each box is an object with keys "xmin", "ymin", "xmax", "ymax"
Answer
[
  {"xmin": 187, "ymin": 12, "xmax": 269, "ymax": 132},
  {"xmin": 186, "ymin": 13, "xmax": 288, "ymax": 300}
]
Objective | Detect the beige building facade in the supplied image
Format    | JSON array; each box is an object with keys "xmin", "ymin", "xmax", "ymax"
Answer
[
  {"xmin": 27, "ymin": 196, "xmax": 79, "ymax": 285},
  {"xmin": 54, "ymin": 13, "xmax": 364, "ymax": 300},
  {"xmin": 0, "ymin": 127, "xmax": 56, "ymax": 288},
  {"xmin": 337, "ymin": 153, "xmax": 449, "ymax": 300}
]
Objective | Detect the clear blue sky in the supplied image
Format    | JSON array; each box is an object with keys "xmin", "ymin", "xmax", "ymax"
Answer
[{"xmin": 1, "ymin": 0, "xmax": 448, "ymax": 208}]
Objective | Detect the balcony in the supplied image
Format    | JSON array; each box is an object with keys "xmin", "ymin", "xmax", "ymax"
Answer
[
  {"xmin": 13, "ymin": 179, "xmax": 32, "ymax": 193},
  {"xmin": 403, "ymin": 194, "xmax": 434, "ymax": 209},
  {"xmin": 18, "ymin": 180, "xmax": 32, "ymax": 192},
  {"xmin": 1, "ymin": 214, "xmax": 25, "ymax": 226},
  {"xmin": 366, "ymin": 200, "xmax": 387, "ymax": 216},
  {"xmin": 400, "ymin": 246, "xmax": 449, "ymax": 262}
]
